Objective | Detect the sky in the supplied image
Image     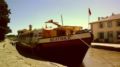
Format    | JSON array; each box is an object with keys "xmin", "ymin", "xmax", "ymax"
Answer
[{"xmin": 6, "ymin": 0, "xmax": 120, "ymax": 35}]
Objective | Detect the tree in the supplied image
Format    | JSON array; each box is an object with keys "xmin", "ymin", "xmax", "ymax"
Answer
[{"xmin": 0, "ymin": 0, "xmax": 11, "ymax": 41}]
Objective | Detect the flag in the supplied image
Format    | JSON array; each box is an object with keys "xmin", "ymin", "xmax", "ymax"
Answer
[{"xmin": 88, "ymin": 8, "xmax": 91, "ymax": 16}]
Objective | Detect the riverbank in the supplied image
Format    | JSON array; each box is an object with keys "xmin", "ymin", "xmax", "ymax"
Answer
[{"xmin": 0, "ymin": 39, "xmax": 65, "ymax": 67}]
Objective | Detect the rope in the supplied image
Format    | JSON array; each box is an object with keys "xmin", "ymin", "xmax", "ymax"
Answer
[{"xmin": 78, "ymin": 37, "xmax": 91, "ymax": 48}]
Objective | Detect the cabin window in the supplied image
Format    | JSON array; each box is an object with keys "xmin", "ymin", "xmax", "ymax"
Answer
[
  {"xmin": 57, "ymin": 29, "xmax": 66, "ymax": 36},
  {"xmin": 29, "ymin": 33, "xmax": 33, "ymax": 37}
]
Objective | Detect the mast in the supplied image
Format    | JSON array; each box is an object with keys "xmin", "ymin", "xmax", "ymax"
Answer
[
  {"xmin": 88, "ymin": 8, "xmax": 91, "ymax": 29},
  {"xmin": 61, "ymin": 14, "xmax": 64, "ymax": 26}
]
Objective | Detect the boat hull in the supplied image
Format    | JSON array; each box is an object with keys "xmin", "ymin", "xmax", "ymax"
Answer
[{"xmin": 16, "ymin": 36, "xmax": 92, "ymax": 67}]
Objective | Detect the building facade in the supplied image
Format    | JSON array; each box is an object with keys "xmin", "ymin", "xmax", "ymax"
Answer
[{"xmin": 90, "ymin": 13, "xmax": 120, "ymax": 43}]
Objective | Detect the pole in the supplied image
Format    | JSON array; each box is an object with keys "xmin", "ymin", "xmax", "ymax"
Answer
[
  {"xmin": 61, "ymin": 14, "xmax": 64, "ymax": 26},
  {"xmin": 88, "ymin": 14, "xmax": 90, "ymax": 29},
  {"xmin": 88, "ymin": 8, "xmax": 91, "ymax": 29}
]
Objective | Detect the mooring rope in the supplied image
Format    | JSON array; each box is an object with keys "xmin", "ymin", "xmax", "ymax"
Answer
[{"xmin": 78, "ymin": 38, "xmax": 91, "ymax": 47}]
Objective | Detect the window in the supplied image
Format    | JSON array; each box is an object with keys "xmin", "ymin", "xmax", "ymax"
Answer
[
  {"xmin": 98, "ymin": 32, "xmax": 104, "ymax": 39},
  {"xmin": 107, "ymin": 31, "xmax": 113, "ymax": 38},
  {"xmin": 117, "ymin": 31, "xmax": 120, "ymax": 39},
  {"xmin": 107, "ymin": 22, "xmax": 112, "ymax": 27},
  {"xmin": 116, "ymin": 21, "xmax": 120, "ymax": 26},
  {"xmin": 99, "ymin": 22, "xmax": 103, "ymax": 28}
]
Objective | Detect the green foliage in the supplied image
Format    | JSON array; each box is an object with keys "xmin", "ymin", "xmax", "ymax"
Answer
[
  {"xmin": 0, "ymin": 0, "xmax": 11, "ymax": 41},
  {"xmin": 7, "ymin": 35, "xmax": 16, "ymax": 38},
  {"xmin": 6, "ymin": 34, "xmax": 17, "ymax": 41}
]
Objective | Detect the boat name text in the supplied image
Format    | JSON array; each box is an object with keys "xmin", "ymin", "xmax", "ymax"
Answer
[{"xmin": 50, "ymin": 36, "xmax": 71, "ymax": 42}]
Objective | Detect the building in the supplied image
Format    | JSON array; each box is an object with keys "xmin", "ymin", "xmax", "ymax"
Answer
[{"xmin": 90, "ymin": 13, "xmax": 120, "ymax": 43}]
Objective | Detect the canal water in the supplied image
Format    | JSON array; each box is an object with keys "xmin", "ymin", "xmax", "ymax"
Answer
[
  {"xmin": 0, "ymin": 39, "xmax": 120, "ymax": 67},
  {"xmin": 82, "ymin": 48, "xmax": 120, "ymax": 67}
]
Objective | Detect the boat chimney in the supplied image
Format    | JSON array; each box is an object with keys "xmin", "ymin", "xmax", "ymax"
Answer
[
  {"xmin": 98, "ymin": 17, "xmax": 100, "ymax": 20},
  {"xmin": 29, "ymin": 24, "xmax": 32, "ymax": 31},
  {"xmin": 112, "ymin": 13, "xmax": 115, "ymax": 16}
]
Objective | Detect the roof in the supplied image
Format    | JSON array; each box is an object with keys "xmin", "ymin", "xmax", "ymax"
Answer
[{"xmin": 90, "ymin": 14, "xmax": 120, "ymax": 24}]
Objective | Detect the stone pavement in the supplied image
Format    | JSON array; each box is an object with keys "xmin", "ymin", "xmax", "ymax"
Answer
[
  {"xmin": 0, "ymin": 39, "xmax": 65, "ymax": 67},
  {"xmin": 91, "ymin": 43, "xmax": 120, "ymax": 48},
  {"xmin": 91, "ymin": 43, "xmax": 120, "ymax": 51}
]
